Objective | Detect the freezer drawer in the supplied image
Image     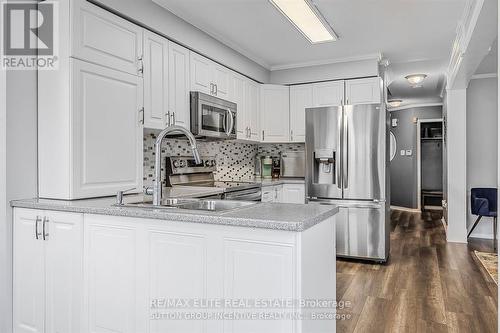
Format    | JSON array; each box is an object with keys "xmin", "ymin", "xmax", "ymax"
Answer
[{"xmin": 310, "ymin": 199, "xmax": 389, "ymax": 261}]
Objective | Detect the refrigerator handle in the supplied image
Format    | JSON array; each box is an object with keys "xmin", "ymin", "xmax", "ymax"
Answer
[
  {"xmin": 343, "ymin": 110, "xmax": 349, "ymax": 189},
  {"xmin": 337, "ymin": 109, "xmax": 342, "ymax": 189}
]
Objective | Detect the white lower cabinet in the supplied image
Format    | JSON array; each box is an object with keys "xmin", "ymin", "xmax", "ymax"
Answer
[
  {"xmin": 13, "ymin": 208, "xmax": 83, "ymax": 333},
  {"xmin": 282, "ymin": 184, "xmax": 306, "ymax": 204},
  {"xmin": 262, "ymin": 183, "xmax": 305, "ymax": 203},
  {"xmin": 14, "ymin": 208, "xmax": 335, "ymax": 333}
]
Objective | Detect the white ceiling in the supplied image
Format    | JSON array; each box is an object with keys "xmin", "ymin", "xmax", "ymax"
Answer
[
  {"xmin": 153, "ymin": 0, "xmax": 466, "ymax": 70},
  {"xmin": 475, "ymin": 38, "xmax": 498, "ymax": 75}
]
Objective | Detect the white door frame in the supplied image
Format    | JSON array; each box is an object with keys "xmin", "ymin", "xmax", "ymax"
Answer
[{"xmin": 416, "ymin": 118, "xmax": 443, "ymax": 211}]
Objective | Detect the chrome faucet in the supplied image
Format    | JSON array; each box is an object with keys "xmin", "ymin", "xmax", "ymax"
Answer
[{"xmin": 152, "ymin": 125, "xmax": 201, "ymax": 206}]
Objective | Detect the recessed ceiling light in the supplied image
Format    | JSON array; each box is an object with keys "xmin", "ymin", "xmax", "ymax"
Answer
[
  {"xmin": 405, "ymin": 74, "xmax": 427, "ymax": 85},
  {"xmin": 269, "ymin": 0, "xmax": 338, "ymax": 44},
  {"xmin": 388, "ymin": 100, "xmax": 403, "ymax": 108}
]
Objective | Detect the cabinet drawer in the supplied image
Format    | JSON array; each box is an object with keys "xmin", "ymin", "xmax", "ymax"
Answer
[{"xmin": 72, "ymin": 1, "xmax": 143, "ymax": 75}]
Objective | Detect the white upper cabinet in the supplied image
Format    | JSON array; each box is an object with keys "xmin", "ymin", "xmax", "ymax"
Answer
[
  {"xmin": 168, "ymin": 42, "xmax": 191, "ymax": 130},
  {"xmin": 212, "ymin": 64, "xmax": 230, "ymax": 99},
  {"xmin": 72, "ymin": 0, "xmax": 144, "ymax": 76},
  {"xmin": 190, "ymin": 52, "xmax": 212, "ymax": 94},
  {"xmin": 229, "ymin": 73, "xmax": 247, "ymax": 139},
  {"xmin": 71, "ymin": 59, "xmax": 143, "ymax": 198},
  {"xmin": 260, "ymin": 85, "xmax": 290, "ymax": 143},
  {"xmin": 143, "ymin": 31, "xmax": 169, "ymax": 129},
  {"xmin": 246, "ymin": 80, "xmax": 261, "ymax": 142},
  {"xmin": 289, "ymin": 84, "xmax": 313, "ymax": 143},
  {"xmin": 345, "ymin": 77, "xmax": 381, "ymax": 104},
  {"xmin": 190, "ymin": 52, "xmax": 230, "ymax": 98},
  {"xmin": 312, "ymin": 81, "xmax": 344, "ymax": 106}
]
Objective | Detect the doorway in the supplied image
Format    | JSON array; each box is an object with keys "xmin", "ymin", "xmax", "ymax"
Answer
[{"xmin": 417, "ymin": 119, "xmax": 444, "ymax": 211}]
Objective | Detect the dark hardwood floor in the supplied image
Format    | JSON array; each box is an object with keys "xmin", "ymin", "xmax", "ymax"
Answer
[{"xmin": 336, "ymin": 210, "xmax": 498, "ymax": 333}]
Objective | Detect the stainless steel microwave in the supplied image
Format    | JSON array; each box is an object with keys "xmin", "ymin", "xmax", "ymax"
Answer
[{"xmin": 190, "ymin": 92, "xmax": 237, "ymax": 139}]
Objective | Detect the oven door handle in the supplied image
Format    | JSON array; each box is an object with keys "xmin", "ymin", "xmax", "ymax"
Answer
[{"xmin": 225, "ymin": 191, "xmax": 261, "ymax": 201}]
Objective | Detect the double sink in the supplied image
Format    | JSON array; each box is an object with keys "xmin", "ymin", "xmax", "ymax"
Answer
[{"xmin": 117, "ymin": 198, "xmax": 258, "ymax": 212}]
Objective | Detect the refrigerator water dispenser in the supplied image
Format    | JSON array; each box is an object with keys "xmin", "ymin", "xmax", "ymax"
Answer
[{"xmin": 313, "ymin": 149, "xmax": 336, "ymax": 185}]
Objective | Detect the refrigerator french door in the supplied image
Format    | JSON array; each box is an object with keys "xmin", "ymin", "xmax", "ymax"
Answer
[{"xmin": 306, "ymin": 104, "xmax": 389, "ymax": 262}]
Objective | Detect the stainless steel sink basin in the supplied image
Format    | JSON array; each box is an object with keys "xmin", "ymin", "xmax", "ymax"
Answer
[
  {"xmin": 177, "ymin": 200, "xmax": 258, "ymax": 212},
  {"xmin": 116, "ymin": 198, "xmax": 257, "ymax": 212}
]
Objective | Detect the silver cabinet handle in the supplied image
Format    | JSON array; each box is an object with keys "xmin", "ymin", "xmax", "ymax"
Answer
[
  {"xmin": 139, "ymin": 107, "xmax": 145, "ymax": 125},
  {"xmin": 214, "ymin": 84, "xmax": 218, "ymax": 96},
  {"xmin": 171, "ymin": 112, "xmax": 176, "ymax": 125},
  {"xmin": 165, "ymin": 111, "xmax": 171, "ymax": 126},
  {"xmin": 210, "ymin": 83, "xmax": 214, "ymax": 95},
  {"xmin": 291, "ymin": 129, "xmax": 294, "ymax": 141},
  {"xmin": 137, "ymin": 55, "xmax": 144, "ymax": 75},
  {"xmin": 42, "ymin": 216, "xmax": 49, "ymax": 241},
  {"xmin": 35, "ymin": 216, "xmax": 42, "ymax": 240},
  {"xmin": 262, "ymin": 130, "xmax": 265, "ymax": 141}
]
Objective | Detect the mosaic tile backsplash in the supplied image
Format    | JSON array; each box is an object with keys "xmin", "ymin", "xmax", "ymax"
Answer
[{"xmin": 143, "ymin": 130, "xmax": 305, "ymax": 187}]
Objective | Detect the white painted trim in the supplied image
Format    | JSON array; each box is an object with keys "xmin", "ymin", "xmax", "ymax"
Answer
[
  {"xmin": 388, "ymin": 102, "xmax": 443, "ymax": 112},
  {"xmin": 0, "ymin": 66, "xmax": 7, "ymax": 333},
  {"xmin": 269, "ymin": 53, "xmax": 383, "ymax": 71},
  {"xmin": 469, "ymin": 233, "xmax": 495, "ymax": 240},
  {"xmin": 390, "ymin": 206, "xmax": 420, "ymax": 213},
  {"xmin": 416, "ymin": 118, "xmax": 443, "ymax": 212},
  {"xmin": 470, "ymin": 73, "xmax": 498, "ymax": 80}
]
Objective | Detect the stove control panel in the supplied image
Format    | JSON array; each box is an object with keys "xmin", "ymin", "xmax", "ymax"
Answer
[{"xmin": 166, "ymin": 156, "xmax": 216, "ymax": 175}]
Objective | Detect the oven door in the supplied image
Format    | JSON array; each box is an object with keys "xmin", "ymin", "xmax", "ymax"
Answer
[
  {"xmin": 195, "ymin": 98, "xmax": 236, "ymax": 139},
  {"xmin": 223, "ymin": 188, "xmax": 262, "ymax": 201}
]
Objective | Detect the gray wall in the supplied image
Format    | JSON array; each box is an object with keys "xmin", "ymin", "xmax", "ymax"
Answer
[
  {"xmin": 390, "ymin": 106, "xmax": 443, "ymax": 208},
  {"xmin": 466, "ymin": 77, "xmax": 498, "ymax": 238},
  {"xmin": 269, "ymin": 59, "xmax": 379, "ymax": 85},
  {"xmin": 93, "ymin": 0, "xmax": 270, "ymax": 83}
]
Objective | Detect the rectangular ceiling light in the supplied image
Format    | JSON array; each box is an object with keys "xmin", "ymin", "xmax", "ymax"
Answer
[{"xmin": 269, "ymin": 0, "xmax": 338, "ymax": 44}]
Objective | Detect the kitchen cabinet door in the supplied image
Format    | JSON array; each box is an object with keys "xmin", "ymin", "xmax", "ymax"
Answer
[
  {"xmin": 72, "ymin": 59, "xmax": 143, "ymax": 198},
  {"xmin": 345, "ymin": 77, "xmax": 381, "ymax": 105},
  {"xmin": 13, "ymin": 209, "xmax": 45, "ymax": 333},
  {"xmin": 84, "ymin": 216, "xmax": 144, "ymax": 333},
  {"xmin": 247, "ymin": 81, "xmax": 261, "ymax": 142},
  {"xmin": 143, "ymin": 31, "xmax": 169, "ymax": 130},
  {"xmin": 45, "ymin": 211, "xmax": 83, "ymax": 333},
  {"xmin": 212, "ymin": 64, "xmax": 230, "ymax": 99},
  {"xmin": 72, "ymin": 0, "xmax": 143, "ymax": 76},
  {"xmin": 260, "ymin": 85, "xmax": 290, "ymax": 142},
  {"xmin": 168, "ymin": 42, "xmax": 191, "ymax": 130},
  {"xmin": 289, "ymin": 85, "xmax": 313, "ymax": 143},
  {"xmin": 281, "ymin": 184, "xmax": 306, "ymax": 204},
  {"xmin": 261, "ymin": 187, "xmax": 275, "ymax": 202},
  {"xmin": 190, "ymin": 52, "xmax": 212, "ymax": 94},
  {"xmin": 274, "ymin": 185, "xmax": 283, "ymax": 202},
  {"xmin": 230, "ymin": 73, "xmax": 248, "ymax": 140},
  {"xmin": 312, "ymin": 81, "xmax": 344, "ymax": 107}
]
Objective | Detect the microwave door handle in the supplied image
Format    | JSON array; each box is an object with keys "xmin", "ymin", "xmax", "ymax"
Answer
[{"xmin": 226, "ymin": 109, "xmax": 234, "ymax": 135}]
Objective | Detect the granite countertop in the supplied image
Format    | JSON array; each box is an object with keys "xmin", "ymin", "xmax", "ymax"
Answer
[{"xmin": 11, "ymin": 195, "xmax": 338, "ymax": 232}]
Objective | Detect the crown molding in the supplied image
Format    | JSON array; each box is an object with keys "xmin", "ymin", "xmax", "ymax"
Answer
[
  {"xmin": 470, "ymin": 72, "xmax": 497, "ymax": 80},
  {"xmin": 388, "ymin": 102, "xmax": 443, "ymax": 112},
  {"xmin": 269, "ymin": 53, "xmax": 383, "ymax": 71}
]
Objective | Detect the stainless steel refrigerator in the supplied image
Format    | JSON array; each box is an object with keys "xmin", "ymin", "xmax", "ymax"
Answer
[{"xmin": 306, "ymin": 104, "xmax": 390, "ymax": 262}]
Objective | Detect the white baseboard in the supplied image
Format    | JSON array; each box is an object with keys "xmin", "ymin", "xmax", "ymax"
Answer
[{"xmin": 390, "ymin": 205, "xmax": 420, "ymax": 213}]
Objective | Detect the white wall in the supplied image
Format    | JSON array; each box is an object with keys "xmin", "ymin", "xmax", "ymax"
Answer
[
  {"xmin": 466, "ymin": 77, "xmax": 498, "ymax": 239},
  {"xmin": 92, "ymin": 0, "xmax": 270, "ymax": 83},
  {"xmin": 269, "ymin": 59, "xmax": 379, "ymax": 85},
  {"xmin": 445, "ymin": 88, "xmax": 468, "ymax": 243}
]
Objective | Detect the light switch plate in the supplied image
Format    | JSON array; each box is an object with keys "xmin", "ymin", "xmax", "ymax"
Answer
[
  {"xmin": 391, "ymin": 119, "xmax": 398, "ymax": 127},
  {"xmin": 400, "ymin": 150, "xmax": 406, "ymax": 156},
  {"xmin": 405, "ymin": 150, "xmax": 412, "ymax": 156}
]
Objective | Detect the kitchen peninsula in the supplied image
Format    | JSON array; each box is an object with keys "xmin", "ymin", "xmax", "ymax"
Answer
[{"xmin": 11, "ymin": 196, "xmax": 337, "ymax": 333}]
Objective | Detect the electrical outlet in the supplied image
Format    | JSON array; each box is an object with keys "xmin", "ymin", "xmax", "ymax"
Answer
[
  {"xmin": 400, "ymin": 150, "xmax": 405, "ymax": 156},
  {"xmin": 405, "ymin": 150, "xmax": 412, "ymax": 156}
]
